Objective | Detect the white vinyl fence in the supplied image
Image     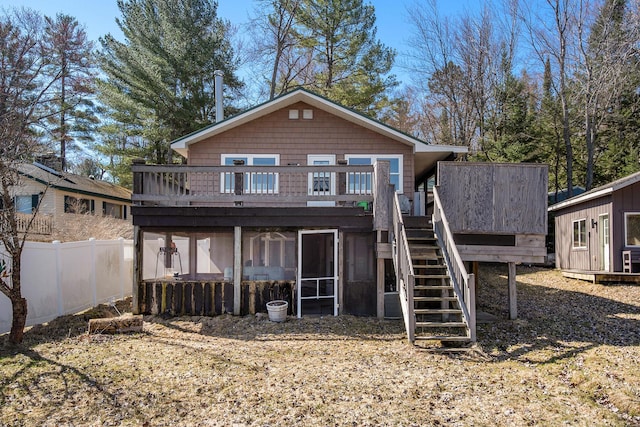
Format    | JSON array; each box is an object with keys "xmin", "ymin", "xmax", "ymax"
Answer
[{"xmin": 0, "ymin": 238, "xmax": 133, "ymax": 334}]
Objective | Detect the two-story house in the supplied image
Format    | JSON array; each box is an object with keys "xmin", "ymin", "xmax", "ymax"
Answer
[{"xmin": 132, "ymin": 88, "xmax": 548, "ymax": 346}]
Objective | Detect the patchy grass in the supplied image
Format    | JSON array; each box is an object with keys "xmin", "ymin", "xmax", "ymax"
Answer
[{"xmin": 1, "ymin": 266, "xmax": 639, "ymax": 426}]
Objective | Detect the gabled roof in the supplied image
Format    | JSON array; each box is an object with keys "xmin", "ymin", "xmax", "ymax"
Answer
[
  {"xmin": 18, "ymin": 163, "xmax": 131, "ymax": 203},
  {"xmin": 548, "ymin": 171, "xmax": 640, "ymax": 212},
  {"xmin": 170, "ymin": 88, "xmax": 467, "ymax": 173}
]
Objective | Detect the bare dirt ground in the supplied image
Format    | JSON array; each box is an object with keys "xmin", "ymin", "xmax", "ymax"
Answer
[{"xmin": 1, "ymin": 265, "xmax": 639, "ymax": 426}]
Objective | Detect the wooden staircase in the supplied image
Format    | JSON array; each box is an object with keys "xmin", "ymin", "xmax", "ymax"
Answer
[{"xmin": 404, "ymin": 217, "xmax": 471, "ymax": 346}]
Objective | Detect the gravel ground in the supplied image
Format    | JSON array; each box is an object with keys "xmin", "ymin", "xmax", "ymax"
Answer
[{"xmin": 1, "ymin": 265, "xmax": 639, "ymax": 426}]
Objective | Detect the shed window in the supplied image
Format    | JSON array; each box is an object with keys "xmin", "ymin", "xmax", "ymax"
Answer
[
  {"xmin": 625, "ymin": 213, "xmax": 640, "ymax": 247},
  {"xmin": 572, "ymin": 219, "xmax": 587, "ymax": 249}
]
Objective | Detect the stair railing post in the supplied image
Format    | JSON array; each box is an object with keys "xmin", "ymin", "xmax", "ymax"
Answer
[
  {"xmin": 468, "ymin": 273, "xmax": 476, "ymax": 342},
  {"xmin": 407, "ymin": 273, "xmax": 415, "ymax": 343}
]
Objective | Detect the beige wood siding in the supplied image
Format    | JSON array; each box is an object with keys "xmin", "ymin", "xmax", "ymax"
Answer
[{"xmin": 187, "ymin": 101, "xmax": 415, "ymax": 193}]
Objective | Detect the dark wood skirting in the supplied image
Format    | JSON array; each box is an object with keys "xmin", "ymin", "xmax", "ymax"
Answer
[
  {"xmin": 132, "ymin": 206, "xmax": 373, "ymax": 230},
  {"xmin": 138, "ymin": 280, "xmax": 294, "ymax": 316}
]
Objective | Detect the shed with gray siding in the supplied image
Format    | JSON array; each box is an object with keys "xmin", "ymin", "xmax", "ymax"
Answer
[{"xmin": 549, "ymin": 171, "xmax": 640, "ymax": 273}]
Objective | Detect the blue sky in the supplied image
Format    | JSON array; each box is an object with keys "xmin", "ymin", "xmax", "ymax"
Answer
[{"xmin": 4, "ymin": 0, "xmax": 480, "ymax": 86}]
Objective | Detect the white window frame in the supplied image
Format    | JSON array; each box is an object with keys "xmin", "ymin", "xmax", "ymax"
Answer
[
  {"xmin": 344, "ymin": 154, "xmax": 403, "ymax": 194},
  {"xmin": 221, "ymin": 154, "xmax": 280, "ymax": 194},
  {"xmin": 624, "ymin": 212, "xmax": 640, "ymax": 247},
  {"xmin": 572, "ymin": 218, "xmax": 587, "ymax": 249}
]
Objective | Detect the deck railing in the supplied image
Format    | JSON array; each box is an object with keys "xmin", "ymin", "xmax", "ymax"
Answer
[
  {"xmin": 132, "ymin": 164, "xmax": 377, "ymax": 207},
  {"xmin": 1, "ymin": 212, "xmax": 53, "ymax": 235},
  {"xmin": 433, "ymin": 187, "xmax": 476, "ymax": 342},
  {"xmin": 392, "ymin": 192, "xmax": 415, "ymax": 343}
]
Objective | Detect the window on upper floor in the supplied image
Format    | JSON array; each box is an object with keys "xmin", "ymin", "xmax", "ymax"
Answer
[
  {"xmin": 221, "ymin": 154, "xmax": 279, "ymax": 194},
  {"xmin": 345, "ymin": 155, "xmax": 402, "ymax": 194}
]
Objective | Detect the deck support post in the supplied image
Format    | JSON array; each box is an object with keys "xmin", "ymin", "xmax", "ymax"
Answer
[
  {"xmin": 132, "ymin": 225, "xmax": 142, "ymax": 314},
  {"xmin": 508, "ymin": 262, "xmax": 517, "ymax": 320},
  {"xmin": 233, "ymin": 226, "xmax": 242, "ymax": 315},
  {"xmin": 376, "ymin": 255, "xmax": 384, "ymax": 319}
]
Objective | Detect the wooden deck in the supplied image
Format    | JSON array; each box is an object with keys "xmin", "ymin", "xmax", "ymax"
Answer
[{"xmin": 562, "ymin": 270, "xmax": 640, "ymax": 284}]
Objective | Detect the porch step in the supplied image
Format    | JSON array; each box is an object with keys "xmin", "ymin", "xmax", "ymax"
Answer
[{"xmin": 414, "ymin": 274, "xmax": 449, "ymax": 280}]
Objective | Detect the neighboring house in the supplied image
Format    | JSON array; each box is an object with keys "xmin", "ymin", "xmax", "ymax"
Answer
[
  {"xmin": 131, "ymin": 88, "xmax": 548, "ymax": 345},
  {"xmin": 11, "ymin": 162, "xmax": 132, "ymax": 234},
  {"xmin": 549, "ymin": 171, "xmax": 640, "ymax": 279}
]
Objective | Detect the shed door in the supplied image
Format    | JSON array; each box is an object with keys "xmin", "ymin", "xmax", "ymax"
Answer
[{"xmin": 297, "ymin": 229, "xmax": 338, "ymax": 317}]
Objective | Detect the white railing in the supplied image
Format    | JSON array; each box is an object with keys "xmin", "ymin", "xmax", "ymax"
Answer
[
  {"xmin": 433, "ymin": 187, "xmax": 476, "ymax": 342},
  {"xmin": 16, "ymin": 213, "xmax": 53, "ymax": 235},
  {"xmin": 392, "ymin": 192, "xmax": 415, "ymax": 343},
  {"xmin": 132, "ymin": 164, "xmax": 375, "ymax": 206}
]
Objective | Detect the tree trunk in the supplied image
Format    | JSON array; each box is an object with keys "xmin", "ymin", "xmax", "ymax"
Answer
[
  {"xmin": 9, "ymin": 295, "xmax": 27, "ymax": 344},
  {"xmin": 585, "ymin": 112, "xmax": 595, "ymax": 190}
]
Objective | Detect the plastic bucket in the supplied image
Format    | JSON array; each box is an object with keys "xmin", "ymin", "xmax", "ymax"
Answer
[{"xmin": 266, "ymin": 300, "xmax": 288, "ymax": 322}]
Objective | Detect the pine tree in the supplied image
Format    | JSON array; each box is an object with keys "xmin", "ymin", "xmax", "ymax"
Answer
[
  {"xmin": 97, "ymin": 0, "xmax": 242, "ymax": 171},
  {"xmin": 295, "ymin": 0, "xmax": 396, "ymax": 116},
  {"xmin": 43, "ymin": 14, "xmax": 97, "ymax": 171}
]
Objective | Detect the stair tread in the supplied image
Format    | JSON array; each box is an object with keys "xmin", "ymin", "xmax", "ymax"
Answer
[
  {"xmin": 413, "ymin": 264, "xmax": 447, "ymax": 270},
  {"xmin": 414, "ymin": 290, "xmax": 453, "ymax": 294},
  {"xmin": 416, "ymin": 321, "xmax": 467, "ymax": 327},
  {"xmin": 414, "ymin": 296, "xmax": 458, "ymax": 301},
  {"xmin": 414, "ymin": 284, "xmax": 452, "ymax": 288},
  {"xmin": 414, "ymin": 274, "xmax": 449, "ymax": 279},
  {"xmin": 411, "ymin": 255, "xmax": 444, "ymax": 260},
  {"xmin": 414, "ymin": 308, "xmax": 462, "ymax": 314},
  {"xmin": 414, "ymin": 335, "xmax": 471, "ymax": 341}
]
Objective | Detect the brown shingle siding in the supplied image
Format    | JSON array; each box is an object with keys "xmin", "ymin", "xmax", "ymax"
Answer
[{"xmin": 188, "ymin": 101, "xmax": 415, "ymax": 192}]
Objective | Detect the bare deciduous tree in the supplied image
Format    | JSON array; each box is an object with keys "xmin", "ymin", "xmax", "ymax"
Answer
[{"xmin": 0, "ymin": 9, "xmax": 62, "ymax": 344}]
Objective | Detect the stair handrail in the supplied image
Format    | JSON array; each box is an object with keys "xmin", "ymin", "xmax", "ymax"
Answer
[
  {"xmin": 392, "ymin": 192, "xmax": 415, "ymax": 343},
  {"xmin": 432, "ymin": 187, "xmax": 476, "ymax": 342}
]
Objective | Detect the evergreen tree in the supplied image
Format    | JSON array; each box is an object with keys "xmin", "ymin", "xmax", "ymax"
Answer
[
  {"xmin": 97, "ymin": 0, "xmax": 241, "ymax": 171},
  {"xmin": 43, "ymin": 14, "xmax": 97, "ymax": 171},
  {"xmin": 484, "ymin": 70, "xmax": 538, "ymax": 163},
  {"xmin": 295, "ymin": 0, "xmax": 396, "ymax": 116}
]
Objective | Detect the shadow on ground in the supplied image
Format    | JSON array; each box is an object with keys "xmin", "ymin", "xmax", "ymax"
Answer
[{"xmin": 475, "ymin": 264, "xmax": 639, "ymax": 363}]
